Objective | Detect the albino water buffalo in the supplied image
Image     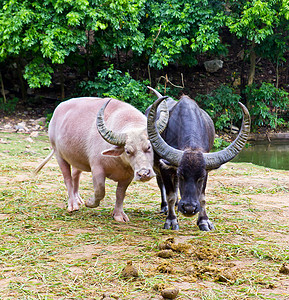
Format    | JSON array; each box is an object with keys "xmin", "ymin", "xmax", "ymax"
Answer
[
  {"xmin": 35, "ymin": 97, "xmax": 168, "ymax": 222},
  {"xmin": 146, "ymin": 88, "xmax": 250, "ymax": 231}
]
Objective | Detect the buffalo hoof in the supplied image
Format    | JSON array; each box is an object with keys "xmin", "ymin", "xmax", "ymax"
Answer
[
  {"xmin": 113, "ymin": 211, "xmax": 130, "ymax": 223},
  {"xmin": 85, "ymin": 197, "xmax": 101, "ymax": 208},
  {"xmin": 163, "ymin": 219, "xmax": 179, "ymax": 230},
  {"xmin": 198, "ymin": 220, "xmax": 215, "ymax": 231}
]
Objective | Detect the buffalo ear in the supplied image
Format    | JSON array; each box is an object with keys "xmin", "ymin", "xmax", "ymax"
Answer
[
  {"xmin": 102, "ymin": 146, "xmax": 124, "ymax": 157},
  {"xmin": 160, "ymin": 159, "xmax": 177, "ymax": 170}
]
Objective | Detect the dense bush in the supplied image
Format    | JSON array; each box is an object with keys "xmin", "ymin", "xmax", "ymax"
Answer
[
  {"xmin": 245, "ymin": 82, "xmax": 289, "ymax": 129},
  {"xmin": 0, "ymin": 98, "xmax": 19, "ymax": 114},
  {"xmin": 78, "ymin": 65, "xmax": 152, "ymax": 113},
  {"xmin": 195, "ymin": 83, "xmax": 289, "ymax": 132},
  {"xmin": 195, "ymin": 85, "xmax": 242, "ymax": 130}
]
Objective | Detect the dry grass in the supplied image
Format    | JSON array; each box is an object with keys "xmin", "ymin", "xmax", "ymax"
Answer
[{"xmin": 0, "ymin": 132, "xmax": 289, "ymax": 299}]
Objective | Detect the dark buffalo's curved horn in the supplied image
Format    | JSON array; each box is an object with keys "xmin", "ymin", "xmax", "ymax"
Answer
[
  {"xmin": 147, "ymin": 86, "xmax": 169, "ymax": 134},
  {"xmin": 97, "ymin": 99, "xmax": 127, "ymax": 146},
  {"xmin": 204, "ymin": 102, "xmax": 251, "ymax": 170},
  {"xmin": 156, "ymin": 100, "xmax": 169, "ymax": 134},
  {"xmin": 147, "ymin": 96, "xmax": 184, "ymax": 166},
  {"xmin": 147, "ymin": 86, "xmax": 163, "ymax": 98}
]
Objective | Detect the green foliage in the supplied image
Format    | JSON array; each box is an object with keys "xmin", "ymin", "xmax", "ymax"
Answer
[
  {"xmin": 45, "ymin": 112, "xmax": 53, "ymax": 127},
  {"xmin": 195, "ymin": 85, "xmax": 242, "ymax": 130},
  {"xmin": 228, "ymin": 0, "xmax": 278, "ymax": 44},
  {"xmin": 78, "ymin": 65, "xmax": 151, "ymax": 113},
  {"xmin": 141, "ymin": 0, "xmax": 227, "ymax": 69},
  {"xmin": 245, "ymin": 82, "xmax": 289, "ymax": 129},
  {"xmin": 154, "ymin": 83, "xmax": 181, "ymax": 99},
  {"xmin": 23, "ymin": 58, "xmax": 54, "ymax": 88},
  {"xmin": 213, "ymin": 137, "xmax": 230, "ymax": 151},
  {"xmin": 0, "ymin": 0, "xmax": 144, "ymax": 88},
  {"xmin": 0, "ymin": 98, "xmax": 19, "ymax": 114},
  {"xmin": 227, "ymin": 0, "xmax": 289, "ymax": 67}
]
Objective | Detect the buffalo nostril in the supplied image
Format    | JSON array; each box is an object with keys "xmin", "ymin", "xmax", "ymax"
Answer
[
  {"xmin": 136, "ymin": 169, "xmax": 154, "ymax": 181},
  {"xmin": 180, "ymin": 204, "xmax": 199, "ymax": 216}
]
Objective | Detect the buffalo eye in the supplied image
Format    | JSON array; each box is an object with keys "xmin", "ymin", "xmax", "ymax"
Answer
[
  {"xmin": 125, "ymin": 149, "xmax": 132, "ymax": 155},
  {"xmin": 146, "ymin": 145, "xmax": 151, "ymax": 152}
]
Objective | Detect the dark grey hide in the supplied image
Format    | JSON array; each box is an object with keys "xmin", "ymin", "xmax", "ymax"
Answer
[{"xmin": 146, "ymin": 87, "xmax": 250, "ymax": 231}]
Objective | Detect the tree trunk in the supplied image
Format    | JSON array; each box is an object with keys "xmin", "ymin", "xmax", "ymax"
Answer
[
  {"xmin": 60, "ymin": 65, "xmax": 65, "ymax": 100},
  {"xmin": 276, "ymin": 58, "xmax": 279, "ymax": 88},
  {"xmin": 85, "ymin": 30, "xmax": 91, "ymax": 78},
  {"xmin": 0, "ymin": 72, "xmax": 7, "ymax": 103},
  {"xmin": 240, "ymin": 47, "xmax": 247, "ymax": 106},
  {"xmin": 248, "ymin": 41, "xmax": 256, "ymax": 86},
  {"xmin": 16, "ymin": 58, "xmax": 27, "ymax": 103}
]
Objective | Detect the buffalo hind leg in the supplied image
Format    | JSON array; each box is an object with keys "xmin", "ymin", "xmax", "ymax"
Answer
[
  {"xmin": 113, "ymin": 179, "xmax": 131, "ymax": 222},
  {"xmin": 157, "ymin": 175, "xmax": 168, "ymax": 214},
  {"xmin": 72, "ymin": 167, "xmax": 84, "ymax": 206},
  {"xmin": 55, "ymin": 155, "xmax": 80, "ymax": 212},
  {"xmin": 197, "ymin": 179, "xmax": 214, "ymax": 231}
]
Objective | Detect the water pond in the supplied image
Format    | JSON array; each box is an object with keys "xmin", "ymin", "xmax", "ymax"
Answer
[{"xmin": 233, "ymin": 141, "xmax": 289, "ymax": 170}]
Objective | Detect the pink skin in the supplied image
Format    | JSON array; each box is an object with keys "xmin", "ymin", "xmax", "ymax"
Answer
[{"xmin": 36, "ymin": 97, "xmax": 155, "ymax": 222}]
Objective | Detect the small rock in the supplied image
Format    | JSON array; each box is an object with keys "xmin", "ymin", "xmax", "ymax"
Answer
[
  {"xmin": 121, "ymin": 261, "xmax": 138, "ymax": 278},
  {"xmin": 30, "ymin": 131, "xmax": 39, "ymax": 138},
  {"xmin": 0, "ymin": 138, "xmax": 9, "ymax": 144},
  {"xmin": 15, "ymin": 122, "xmax": 29, "ymax": 132},
  {"xmin": 34, "ymin": 117, "xmax": 46, "ymax": 126},
  {"xmin": 161, "ymin": 286, "xmax": 179, "ymax": 299},
  {"xmin": 204, "ymin": 59, "xmax": 223, "ymax": 73},
  {"xmin": 33, "ymin": 125, "xmax": 41, "ymax": 131},
  {"xmin": 4, "ymin": 124, "xmax": 12, "ymax": 130},
  {"xmin": 25, "ymin": 137, "xmax": 34, "ymax": 143}
]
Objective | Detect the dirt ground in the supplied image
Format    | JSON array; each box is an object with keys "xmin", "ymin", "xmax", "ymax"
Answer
[{"xmin": 0, "ymin": 125, "xmax": 289, "ymax": 299}]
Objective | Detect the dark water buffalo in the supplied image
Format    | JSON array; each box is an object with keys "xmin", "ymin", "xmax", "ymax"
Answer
[
  {"xmin": 34, "ymin": 97, "xmax": 168, "ymax": 222},
  {"xmin": 146, "ymin": 88, "xmax": 250, "ymax": 231}
]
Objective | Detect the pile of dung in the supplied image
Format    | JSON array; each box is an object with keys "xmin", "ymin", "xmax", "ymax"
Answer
[
  {"xmin": 159, "ymin": 237, "xmax": 175, "ymax": 250},
  {"xmin": 153, "ymin": 283, "xmax": 179, "ymax": 299},
  {"xmin": 279, "ymin": 263, "xmax": 289, "ymax": 275},
  {"xmin": 161, "ymin": 286, "xmax": 179, "ymax": 299},
  {"xmin": 185, "ymin": 262, "xmax": 237, "ymax": 284},
  {"xmin": 194, "ymin": 247, "xmax": 220, "ymax": 260},
  {"xmin": 158, "ymin": 249, "xmax": 174, "ymax": 258},
  {"xmin": 158, "ymin": 237, "xmax": 192, "ymax": 255},
  {"xmin": 101, "ymin": 293, "xmax": 119, "ymax": 300},
  {"xmin": 121, "ymin": 261, "xmax": 139, "ymax": 279},
  {"xmin": 171, "ymin": 242, "xmax": 192, "ymax": 253},
  {"xmin": 156, "ymin": 261, "xmax": 174, "ymax": 274}
]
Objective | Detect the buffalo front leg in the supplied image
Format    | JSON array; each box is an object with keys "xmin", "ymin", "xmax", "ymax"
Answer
[
  {"xmin": 85, "ymin": 168, "xmax": 105, "ymax": 209},
  {"xmin": 113, "ymin": 179, "xmax": 132, "ymax": 222},
  {"xmin": 197, "ymin": 194, "xmax": 214, "ymax": 231},
  {"xmin": 197, "ymin": 176, "xmax": 214, "ymax": 231},
  {"xmin": 55, "ymin": 155, "xmax": 80, "ymax": 212},
  {"xmin": 160, "ymin": 167, "xmax": 179, "ymax": 230}
]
